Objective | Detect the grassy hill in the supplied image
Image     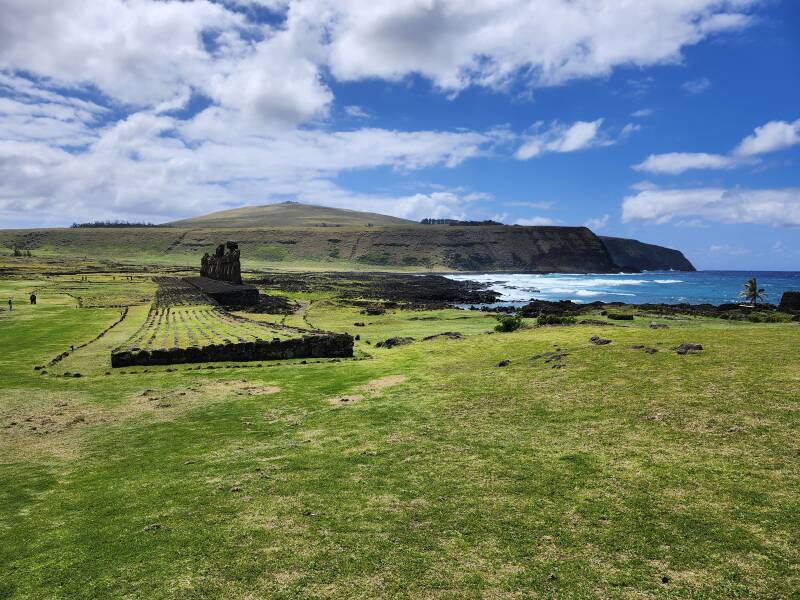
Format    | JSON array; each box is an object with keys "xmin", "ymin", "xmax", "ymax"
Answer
[
  {"xmin": 0, "ymin": 202, "xmax": 694, "ymax": 273},
  {"xmin": 167, "ymin": 201, "xmax": 417, "ymax": 229}
]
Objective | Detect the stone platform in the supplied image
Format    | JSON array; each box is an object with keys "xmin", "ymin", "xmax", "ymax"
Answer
[{"xmin": 185, "ymin": 276, "xmax": 260, "ymax": 307}]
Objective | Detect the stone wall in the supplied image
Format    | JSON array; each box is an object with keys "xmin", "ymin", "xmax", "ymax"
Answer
[{"xmin": 111, "ymin": 333, "xmax": 354, "ymax": 368}]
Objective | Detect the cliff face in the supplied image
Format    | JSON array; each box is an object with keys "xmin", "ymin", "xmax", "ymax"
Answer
[
  {"xmin": 178, "ymin": 225, "xmax": 618, "ymax": 273},
  {"xmin": 0, "ymin": 225, "xmax": 692, "ymax": 273},
  {"xmin": 600, "ymin": 236, "xmax": 696, "ymax": 272}
]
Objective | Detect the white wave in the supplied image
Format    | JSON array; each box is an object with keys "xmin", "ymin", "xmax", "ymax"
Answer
[{"xmin": 653, "ymin": 279, "xmax": 683, "ymax": 284}]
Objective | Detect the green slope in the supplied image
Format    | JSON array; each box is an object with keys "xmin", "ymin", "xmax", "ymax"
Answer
[{"xmin": 167, "ymin": 201, "xmax": 418, "ymax": 229}]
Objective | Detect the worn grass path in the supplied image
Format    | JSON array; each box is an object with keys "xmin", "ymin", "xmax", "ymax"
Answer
[{"xmin": 1, "ymin": 279, "xmax": 799, "ymax": 598}]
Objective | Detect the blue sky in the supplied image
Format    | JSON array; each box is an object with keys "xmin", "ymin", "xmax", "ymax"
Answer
[{"xmin": 0, "ymin": 0, "xmax": 798, "ymax": 269}]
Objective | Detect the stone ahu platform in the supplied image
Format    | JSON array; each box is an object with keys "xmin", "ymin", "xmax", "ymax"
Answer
[
  {"xmin": 185, "ymin": 276, "xmax": 260, "ymax": 307},
  {"xmin": 111, "ymin": 333, "xmax": 354, "ymax": 368}
]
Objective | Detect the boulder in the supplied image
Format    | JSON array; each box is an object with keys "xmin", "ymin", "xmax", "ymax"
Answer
[
  {"xmin": 779, "ymin": 291, "xmax": 800, "ymax": 313},
  {"xmin": 674, "ymin": 342, "xmax": 703, "ymax": 355},
  {"xmin": 590, "ymin": 335, "xmax": 612, "ymax": 345},
  {"xmin": 375, "ymin": 337, "xmax": 414, "ymax": 349}
]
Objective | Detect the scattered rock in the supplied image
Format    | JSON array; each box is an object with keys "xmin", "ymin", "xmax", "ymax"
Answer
[
  {"xmin": 629, "ymin": 344, "xmax": 645, "ymax": 349},
  {"xmin": 230, "ymin": 485, "xmax": 242, "ymax": 492},
  {"xmin": 649, "ymin": 322, "xmax": 669, "ymax": 329},
  {"xmin": 497, "ymin": 360, "xmax": 510, "ymax": 367},
  {"xmin": 375, "ymin": 336, "xmax": 414, "ymax": 349},
  {"xmin": 353, "ymin": 322, "xmax": 365, "ymax": 327},
  {"xmin": 645, "ymin": 348, "xmax": 658, "ymax": 354},
  {"xmin": 661, "ymin": 575, "xmax": 671, "ymax": 584},
  {"xmin": 590, "ymin": 335, "xmax": 612, "ymax": 345},
  {"xmin": 143, "ymin": 523, "xmax": 161, "ymax": 532},
  {"xmin": 422, "ymin": 331, "xmax": 463, "ymax": 341},
  {"xmin": 674, "ymin": 342, "xmax": 703, "ymax": 354}
]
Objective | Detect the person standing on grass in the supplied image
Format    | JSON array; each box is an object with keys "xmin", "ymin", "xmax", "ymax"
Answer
[
  {"xmin": 30, "ymin": 293, "xmax": 37, "ymax": 305},
  {"xmin": 7, "ymin": 298, "xmax": 11, "ymax": 311}
]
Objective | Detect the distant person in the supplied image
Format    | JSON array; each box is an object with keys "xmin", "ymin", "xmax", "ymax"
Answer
[
  {"xmin": 30, "ymin": 293, "xmax": 37, "ymax": 305},
  {"xmin": 7, "ymin": 298, "xmax": 11, "ymax": 311}
]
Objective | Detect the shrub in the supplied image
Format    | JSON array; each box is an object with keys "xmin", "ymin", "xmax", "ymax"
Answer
[
  {"xmin": 495, "ymin": 314, "xmax": 523, "ymax": 332},
  {"xmin": 607, "ymin": 313, "xmax": 634, "ymax": 321},
  {"xmin": 763, "ymin": 312, "xmax": 794, "ymax": 323},
  {"xmin": 536, "ymin": 314, "xmax": 577, "ymax": 326}
]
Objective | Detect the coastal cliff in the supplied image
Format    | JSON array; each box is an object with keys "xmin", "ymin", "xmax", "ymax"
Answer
[{"xmin": 600, "ymin": 236, "xmax": 696, "ymax": 272}]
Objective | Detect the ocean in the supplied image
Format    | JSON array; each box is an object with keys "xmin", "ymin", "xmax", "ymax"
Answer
[{"xmin": 444, "ymin": 271, "xmax": 800, "ymax": 306}]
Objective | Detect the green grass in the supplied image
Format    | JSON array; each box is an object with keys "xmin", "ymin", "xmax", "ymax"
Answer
[{"xmin": 1, "ymin": 273, "xmax": 799, "ymax": 598}]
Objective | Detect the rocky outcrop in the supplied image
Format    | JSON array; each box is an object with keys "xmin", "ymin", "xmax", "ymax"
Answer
[
  {"xmin": 600, "ymin": 236, "xmax": 696, "ymax": 272},
  {"xmin": 779, "ymin": 291, "xmax": 800, "ymax": 313},
  {"xmin": 111, "ymin": 333, "xmax": 353, "ymax": 367}
]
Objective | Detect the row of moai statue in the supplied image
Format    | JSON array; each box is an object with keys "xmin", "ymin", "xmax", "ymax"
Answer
[{"xmin": 201, "ymin": 241, "xmax": 242, "ymax": 285}]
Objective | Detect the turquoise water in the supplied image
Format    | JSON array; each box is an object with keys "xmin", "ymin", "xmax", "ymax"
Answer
[{"xmin": 446, "ymin": 271, "xmax": 800, "ymax": 305}]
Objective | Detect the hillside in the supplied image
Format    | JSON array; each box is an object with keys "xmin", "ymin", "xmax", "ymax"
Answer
[
  {"xmin": 167, "ymin": 201, "xmax": 417, "ymax": 229},
  {"xmin": 601, "ymin": 236, "xmax": 696, "ymax": 272},
  {"xmin": 0, "ymin": 203, "xmax": 695, "ymax": 273}
]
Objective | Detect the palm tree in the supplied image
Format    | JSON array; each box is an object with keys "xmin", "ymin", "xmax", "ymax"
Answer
[{"xmin": 739, "ymin": 277, "xmax": 766, "ymax": 306}]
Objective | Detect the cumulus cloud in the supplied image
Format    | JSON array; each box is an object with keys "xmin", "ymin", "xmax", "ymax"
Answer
[
  {"xmin": 0, "ymin": 83, "xmax": 500, "ymax": 224},
  {"xmin": 633, "ymin": 117, "xmax": 800, "ymax": 174},
  {"xmin": 323, "ymin": 1, "xmax": 755, "ymax": 92},
  {"xmin": 622, "ymin": 186, "xmax": 800, "ymax": 226},
  {"xmin": 631, "ymin": 108, "xmax": 654, "ymax": 118},
  {"xmin": 0, "ymin": 0, "xmax": 765, "ymax": 224},
  {"xmin": 733, "ymin": 118, "xmax": 800, "ymax": 156},
  {"xmin": 516, "ymin": 119, "xmax": 605, "ymax": 160}
]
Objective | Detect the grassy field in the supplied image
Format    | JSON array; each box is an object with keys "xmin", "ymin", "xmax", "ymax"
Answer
[{"xmin": 1, "ymin": 269, "xmax": 799, "ymax": 598}]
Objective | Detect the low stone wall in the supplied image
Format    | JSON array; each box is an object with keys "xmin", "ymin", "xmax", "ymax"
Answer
[
  {"xmin": 111, "ymin": 333, "xmax": 353, "ymax": 368},
  {"xmin": 185, "ymin": 276, "xmax": 260, "ymax": 306}
]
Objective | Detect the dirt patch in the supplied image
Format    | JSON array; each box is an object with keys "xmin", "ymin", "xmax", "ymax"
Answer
[
  {"xmin": 363, "ymin": 375, "xmax": 406, "ymax": 391},
  {"xmin": 329, "ymin": 374, "xmax": 406, "ymax": 405}
]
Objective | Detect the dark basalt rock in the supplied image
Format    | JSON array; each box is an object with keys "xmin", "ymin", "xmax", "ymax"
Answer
[
  {"xmin": 590, "ymin": 335, "xmax": 612, "ymax": 345},
  {"xmin": 779, "ymin": 291, "xmax": 800, "ymax": 313},
  {"xmin": 674, "ymin": 342, "xmax": 703, "ymax": 355},
  {"xmin": 375, "ymin": 337, "xmax": 414, "ymax": 349},
  {"xmin": 422, "ymin": 331, "xmax": 463, "ymax": 341},
  {"xmin": 496, "ymin": 359, "xmax": 510, "ymax": 367},
  {"xmin": 111, "ymin": 333, "xmax": 353, "ymax": 367}
]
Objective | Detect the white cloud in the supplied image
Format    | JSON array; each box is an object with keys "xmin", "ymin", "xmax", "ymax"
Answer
[
  {"xmin": 584, "ymin": 214, "xmax": 610, "ymax": 230},
  {"xmin": 344, "ymin": 105, "xmax": 371, "ymax": 119},
  {"xmin": 631, "ymin": 108, "xmax": 654, "ymax": 118},
  {"xmin": 323, "ymin": 1, "xmax": 754, "ymax": 92},
  {"xmin": 0, "ymin": 0, "xmax": 768, "ymax": 225},
  {"xmin": 682, "ymin": 77, "xmax": 712, "ymax": 94},
  {"xmin": 622, "ymin": 186, "xmax": 800, "ymax": 226},
  {"xmin": 633, "ymin": 116, "xmax": 800, "ymax": 174},
  {"xmin": 0, "ymin": 91, "xmax": 501, "ymax": 224},
  {"xmin": 516, "ymin": 119, "xmax": 605, "ymax": 160},
  {"xmin": 633, "ymin": 152, "xmax": 741, "ymax": 175},
  {"xmin": 621, "ymin": 123, "xmax": 642, "ymax": 137},
  {"xmin": 514, "ymin": 216, "xmax": 560, "ymax": 226},
  {"xmin": 733, "ymin": 118, "xmax": 800, "ymax": 156}
]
